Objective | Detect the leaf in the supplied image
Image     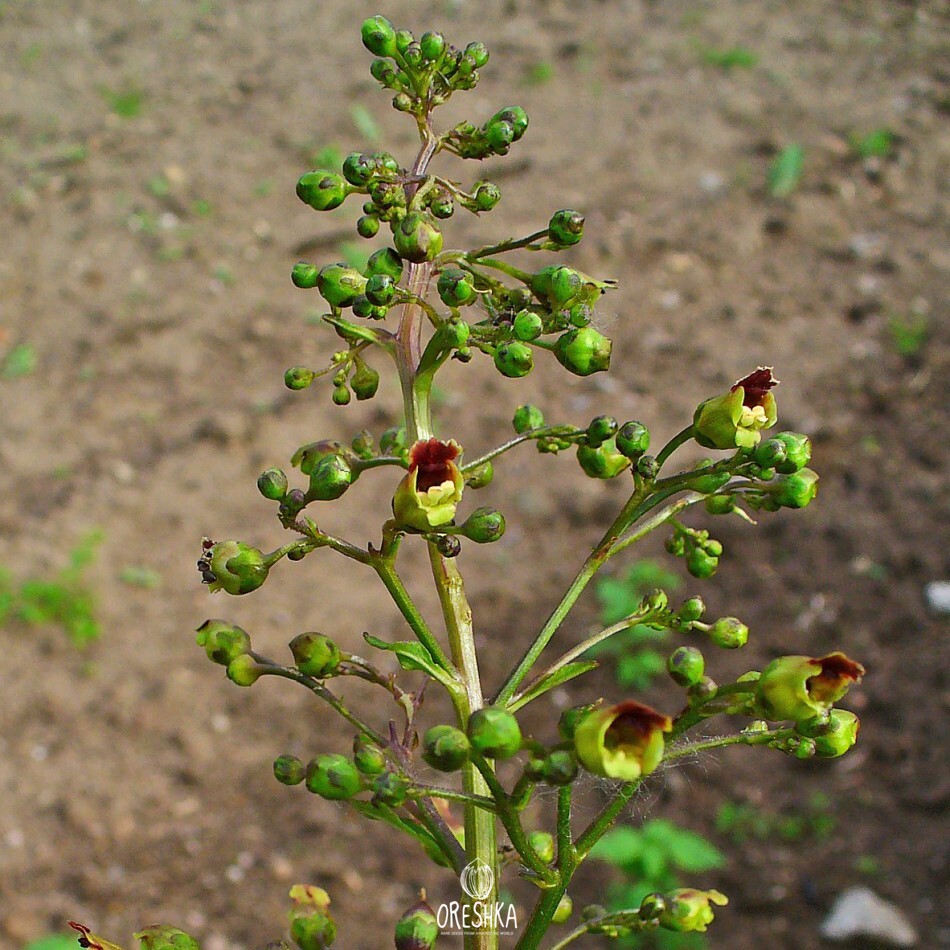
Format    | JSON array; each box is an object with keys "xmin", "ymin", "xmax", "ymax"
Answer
[
  {"xmin": 616, "ymin": 648, "xmax": 666, "ymax": 690},
  {"xmin": 350, "ymin": 104, "xmax": 380, "ymax": 144},
  {"xmin": 1, "ymin": 342, "xmax": 37, "ymax": 379},
  {"xmin": 24, "ymin": 937, "xmax": 80, "ymax": 950},
  {"xmin": 851, "ymin": 127, "xmax": 893, "ymax": 160},
  {"xmin": 510, "ymin": 660, "xmax": 598, "ymax": 711},
  {"xmin": 363, "ymin": 634, "xmax": 455, "ymax": 688},
  {"xmin": 767, "ymin": 144, "xmax": 804, "ymax": 197},
  {"xmin": 700, "ymin": 45, "xmax": 759, "ymax": 70},
  {"xmin": 664, "ymin": 827, "xmax": 725, "ymax": 873},
  {"xmin": 589, "ymin": 826, "xmax": 644, "ymax": 868},
  {"xmin": 119, "ymin": 566, "xmax": 162, "ymax": 589}
]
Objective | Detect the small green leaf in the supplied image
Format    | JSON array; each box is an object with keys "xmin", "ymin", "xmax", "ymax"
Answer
[
  {"xmin": 509, "ymin": 660, "xmax": 598, "ymax": 711},
  {"xmin": 589, "ymin": 826, "xmax": 644, "ymax": 867},
  {"xmin": 24, "ymin": 937, "xmax": 79, "ymax": 950},
  {"xmin": 699, "ymin": 45, "xmax": 759, "ymax": 70},
  {"xmin": 1, "ymin": 343, "xmax": 37, "ymax": 379},
  {"xmin": 120, "ymin": 565, "xmax": 162, "ymax": 589},
  {"xmin": 363, "ymin": 634, "xmax": 455, "ymax": 688},
  {"xmin": 851, "ymin": 127, "xmax": 894, "ymax": 160},
  {"xmin": 664, "ymin": 827, "xmax": 725, "ymax": 872},
  {"xmin": 767, "ymin": 144, "xmax": 804, "ymax": 197}
]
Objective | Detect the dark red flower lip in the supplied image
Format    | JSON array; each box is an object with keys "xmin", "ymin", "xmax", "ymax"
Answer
[
  {"xmin": 605, "ymin": 700, "xmax": 672, "ymax": 749},
  {"xmin": 731, "ymin": 366, "xmax": 779, "ymax": 409},
  {"xmin": 807, "ymin": 652, "xmax": 865, "ymax": 702},
  {"xmin": 408, "ymin": 438, "xmax": 461, "ymax": 492}
]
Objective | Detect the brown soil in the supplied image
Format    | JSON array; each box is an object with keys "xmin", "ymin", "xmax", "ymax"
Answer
[{"xmin": 1, "ymin": 2, "xmax": 947, "ymax": 949}]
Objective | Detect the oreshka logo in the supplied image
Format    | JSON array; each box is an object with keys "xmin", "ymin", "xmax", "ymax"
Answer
[{"xmin": 437, "ymin": 859, "xmax": 518, "ymax": 936}]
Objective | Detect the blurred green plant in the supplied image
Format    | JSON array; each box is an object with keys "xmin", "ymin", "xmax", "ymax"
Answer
[
  {"xmin": 100, "ymin": 85, "xmax": 146, "ymax": 119},
  {"xmin": 0, "ymin": 530, "xmax": 104, "ymax": 647},
  {"xmin": 24, "ymin": 936, "xmax": 78, "ymax": 950},
  {"xmin": 849, "ymin": 128, "xmax": 894, "ymax": 160},
  {"xmin": 350, "ymin": 104, "xmax": 381, "ymax": 144},
  {"xmin": 523, "ymin": 61, "xmax": 555, "ymax": 85},
  {"xmin": 1, "ymin": 343, "xmax": 37, "ymax": 379},
  {"xmin": 715, "ymin": 792, "xmax": 835, "ymax": 844},
  {"xmin": 590, "ymin": 819, "xmax": 725, "ymax": 948},
  {"xmin": 888, "ymin": 310, "xmax": 928, "ymax": 357},
  {"xmin": 697, "ymin": 45, "xmax": 758, "ymax": 70},
  {"xmin": 591, "ymin": 561, "xmax": 683, "ymax": 689},
  {"xmin": 119, "ymin": 566, "xmax": 163, "ymax": 589},
  {"xmin": 767, "ymin": 144, "xmax": 804, "ymax": 197}
]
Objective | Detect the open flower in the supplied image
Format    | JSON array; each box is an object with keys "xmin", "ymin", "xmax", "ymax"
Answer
[
  {"xmin": 693, "ymin": 367, "xmax": 779, "ymax": 450},
  {"xmin": 755, "ymin": 651, "xmax": 865, "ymax": 723},
  {"xmin": 659, "ymin": 888, "xmax": 728, "ymax": 934},
  {"xmin": 574, "ymin": 700, "xmax": 672, "ymax": 781},
  {"xmin": 392, "ymin": 438, "xmax": 464, "ymax": 530}
]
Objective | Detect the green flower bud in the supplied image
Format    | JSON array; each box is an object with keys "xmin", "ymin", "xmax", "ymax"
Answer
[
  {"xmin": 352, "ymin": 735, "xmax": 387, "ymax": 775},
  {"xmin": 292, "ymin": 261, "xmax": 320, "ymax": 289},
  {"xmin": 491, "ymin": 106, "xmax": 528, "ymax": 140},
  {"xmin": 468, "ymin": 707, "xmax": 522, "ymax": 759},
  {"xmin": 686, "ymin": 548, "xmax": 718, "ymax": 579},
  {"xmin": 668, "ymin": 646, "xmax": 705, "ymax": 687},
  {"xmin": 429, "ymin": 190, "xmax": 454, "ymax": 219},
  {"xmin": 689, "ymin": 676, "xmax": 718, "ymax": 703},
  {"xmin": 684, "ymin": 460, "xmax": 732, "ymax": 494},
  {"xmin": 678, "ymin": 596, "xmax": 705, "ymax": 622},
  {"xmin": 465, "ymin": 461, "xmax": 494, "ymax": 490},
  {"xmin": 768, "ymin": 468, "xmax": 819, "ymax": 509},
  {"xmin": 274, "ymin": 753, "xmax": 306, "ymax": 786},
  {"xmin": 351, "ymin": 363, "xmax": 380, "ymax": 401},
  {"xmin": 494, "ymin": 341, "xmax": 534, "ymax": 378},
  {"xmin": 465, "ymin": 42, "xmax": 490, "ymax": 69},
  {"xmin": 308, "ymin": 453, "xmax": 354, "ymax": 501},
  {"xmin": 202, "ymin": 540, "xmax": 270, "ymax": 595},
  {"xmin": 513, "ymin": 309, "xmax": 544, "ymax": 341},
  {"xmin": 707, "ymin": 617, "xmax": 749, "ymax": 649},
  {"xmin": 420, "ymin": 31, "xmax": 446, "ymax": 61},
  {"xmin": 365, "ymin": 273, "xmax": 396, "ymax": 306},
  {"xmin": 473, "ymin": 181, "xmax": 501, "ymax": 211},
  {"xmin": 806, "ymin": 709, "xmax": 860, "ymax": 758},
  {"xmin": 258, "ymin": 467, "xmax": 289, "ymax": 501},
  {"xmin": 296, "ymin": 171, "xmax": 349, "ymax": 212},
  {"xmin": 285, "ymin": 366, "xmax": 315, "ymax": 391},
  {"xmin": 528, "ymin": 831, "xmax": 555, "ymax": 864},
  {"xmin": 486, "ymin": 119, "xmax": 514, "ymax": 151},
  {"xmin": 638, "ymin": 893, "xmax": 667, "ymax": 920},
  {"xmin": 370, "ymin": 57, "xmax": 399, "ymax": 87},
  {"xmin": 548, "ymin": 208, "xmax": 585, "ymax": 247},
  {"xmin": 437, "ymin": 268, "xmax": 477, "ymax": 307},
  {"xmin": 552, "ymin": 894, "xmax": 574, "ymax": 925},
  {"xmin": 369, "ymin": 179, "xmax": 405, "ymax": 209},
  {"xmin": 771, "ymin": 431, "xmax": 812, "ymax": 474},
  {"xmin": 279, "ymin": 489, "xmax": 307, "ymax": 519},
  {"xmin": 435, "ymin": 317, "xmax": 470, "ymax": 349},
  {"xmin": 659, "ymin": 888, "xmax": 728, "ymax": 934},
  {"xmin": 693, "ymin": 367, "xmax": 778, "ymax": 450},
  {"xmin": 574, "ymin": 701, "xmax": 672, "ymax": 781},
  {"xmin": 705, "ymin": 494, "xmax": 735, "ymax": 515},
  {"xmin": 616, "ymin": 421, "xmax": 650, "ymax": 459},
  {"xmin": 133, "ymin": 927, "xmax": 200, "ymax": 950},
  {"xmin": 637, "ymin": 455, "xmax": 659, "ymax": 480},
  {"xmin": 753, "ymin": 438, "xmax": 788, "ymax": 468},
  {"xmin": 513, "ymin": 403, "xmax": 544, "ymax": 433},
  {"xmin": 317, "ymin": 263, "xmax": 367, "ymax": 308},
  {"xmin": 395, "ymin": 897, "xmax": 439, "ymax": 950},
  {"xmin": 372, "ymin": 771, "xmax": 409, "ymax": 807},
  {"xmin": 558, "ymin": 703, "xmax": 599, "ymax": 741},
  {"xmin": 289, "ymin": 632, "xmax": 342, "ymax": 678},
  {"xmin": 569, "ymin": 303, "xmax": 592, "ymax": 327},
  {"xmin": 288, "ymin": 884, "xmax": 336, "ymax": 950},
  {"xmin": 422, "ymin": 724, "xmax": 471, "ymax": 772},
  {"xmin": 437, "ymin": 534, "xmax": 462, "ymax": 558},
  {"xmin": 361, "ymin": 15, "xmax": 397, "ymax": 57},
  {"xmin": 393, "ymin": 212, "xmax": 443, "ymax": 264},
  {"xmin": 555, "ymin": 327, "xmax": 612, "ymax": 376},
  {"xmin": 356, "ymin": 215, "xmax": 380, "ymax": 239},
  {"xmin": 395, "ymin": 29, "xmax": 414, "ymax": 54},
  {"xmin": 379, "ymin": 425, "xmax": 407, "ymax": 455},
  {"xmin": 459, "ymin": 506, "xmax": 506, "ymax": 543},
  {"xmin": 586, "ymin": 415, "xmax": 618, "ymax": 448},
  {"xmin": 227, "ymin": 653, "xmax": 264, "ymax": 687},
  {"xmin": 291, "ymin": 440, "xmax": 343, "ymax": 476},
  {"xmin": 576, "ymin": 438, "xmax": 632, "ymax": 479},
  {"xmin": 393, "ymin": 438, "xmax": 464, "ymax": 530},
  {"xmin": 342, "ymin": 151, "xmax": 377, "ymax": 186},
  {"xmin": 305, "ymin": 753, "xmax": 362, "ymax": 800},
  {"xmin": 196, "ymin": 618, "xmax": 251, "ymax": 665},
  {"xmin": 755, "ymin": 652, "xmax": 865, "ymax": 723},
  {"xmin": 366, "ymin": 246, "xmax": 404, "ymax": 281},
  {"xmin": 541, "ymin": 750, "xmax": 579, "ymax": 786}
]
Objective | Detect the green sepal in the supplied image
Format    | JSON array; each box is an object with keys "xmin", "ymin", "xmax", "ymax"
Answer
[{"xmin": 196, "ymin": 618, "xmax": 251, "ymax": 665}]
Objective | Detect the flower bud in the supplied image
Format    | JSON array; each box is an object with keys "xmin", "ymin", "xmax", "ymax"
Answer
[
  {"xmin": 494, "ymin": 341, "xmax": 534, "ymax": 378},
  {"xmin": 202, "ymin": 540, "xmax": 270, "ymax": 595},
  {"xmin": 806, "ymin": 709, "xmax": 860, "ymax": 758},
  {"xmin": 771, "ymin": 431, "xmax": 811, "ymax": 474},
  {"xmin": 638, "ymin": 893, "xmax": 666, "ymax": 920},
  {"xmin": 437, "ymin": 534, "xmax": 461, "ymax": 558},
  {"xmin": 274, "ymin": 754, "xmax": 306, "ymax": 786},
  {"xmin": 351, "ymin": 363, "xmax": 380, "ymax": 401},
  {"xmin": 704, "ymin": 494, "xmax": 735, "ymax": 515},
  {"xmin": 555, "ymin": 328, "xmax": 612, "ymax": 376},
  {"xmin": 468, "ymin": 707, "xmax": 522, "ymax": 759},
  {"xmin": 196, "ymin": 618, "xmax": 252, "ymax": 665},
  {"xmin": 753, "ymin": 438, "xmax": 788, "ymax": 468},
  {"xmin": 684, "ymin": 460, "xmax": 732, "ymax": 494},
  {"xmin": 292, "ymin": 261, "xmax": 319, "ymax": 289},
  {"xmin": 473, "ymin": 181, "xmax": 502, "ymax": 211},
  {"xmin": 305, "ymin": 753, "xmax": 363, "ymax": 800},
  {"xmin": 558, "ymin": 703, "xmax": 599, "ymax": 741},
  {"xmin": 767, "ymin": 468, "xmax": 819, "ymax": 509},
  {"xmin": 422, "ymin": 724, "xmax": 471, "ymax": 772},
  {"xmin": 372, "ymin": 771, "xmax": 409, "ymax": 807},
  {"xmin": 133, "ymin": 927, "xmax": 200, "ymax": 950},
  {"xmin": 290, "ymin": 632, "xmax": 342, "ymax": 678},
  {"xmin": 227, "ymin": 653, "xmax": 264, "ymax": 687},
  {"xmin": 356, "ymin": 215, "xmax": 380, "ymax": 238},
  {"xmin": 615, "ymin": 421, "xmax": 650, "ymax": 459},
  {"xmin": 378, "ymin": 425, "xmax": 407, "ymax": 456},
  {"xmin": 308, "ymin": 453, "xmax": 354, "ymax": 501},
  {"xmin": 548, "ymin": 209, "xmax": 584, "ymax": 247},
  {"xmin": 552, "ymin": 894, "xmax": 574, "ymax": 924},
  {"xmin": 465, "ymin": 461, "xmax": 494, "ymax": 490},
  {"xmin": 285, "ymin": 366, "xmax": 315, "ymax": 391},
  {"xmin": 353, "ymin": 735, "xmax": 387, "ymax": 775},
  {"xmin": 459, "ymin": 506, "xmax": 506, "ymax": 543},
  {"xmin": 393, "ymin": 439, "xmax": 464, "ymax": 531},
  {"xmin": 366, "ymin": 246, "xmax": 404, "ymax": 282},
  {"xmin": 573, "ymin": 700, "xmax": 672, "ymax": 781},
  {"xmin": 677, "ymin": 596, "xmax": 705, "ymax": 622},
  {"xmin": 637, "ymin": 455, "xmax": 659, "ymax": 480},
  {"xmin": 668, "ymin": 646, "xmax": 705, "ymax": 687},
  {"xmin": 528, "ymin": 831, "xmax": 555, "ymax": 864},
  {"xmin": 393, "ymin": 212, "xmax": 443, "ymax": 263},
  {"xmin": 659, "ymin": 889, "xmax": 728, "ymax": 934},
  {"xmin": 576, "ymin": 438, "xmax": 631, "ymax": 479},
  {"xmin": 395, "ymin": 29, "xmax": 414, "ymax": 54},
  {"xmin": 755, "ymin": 652, "xmax": 865, "ymax": 723},
  {"xmin": 361, "ymin": 15, "xmax": 397, "ymax": 57},
  {"xmin": 288, "ymin": 884, "xmax": 336, "ymax": 950},
  {"xmin": 258, "ymin": 467, "xmax": 289, "ymax": 501},
  {"xmin": 365, "ymin": 273, "xmax": 396, "ymax": 306},
  {"xmin": 317, "ymin": 263, "xmax": 367, "ymax": 308},
  {"xmin": 420, "ymin": 31, "xmax": 446, "ymax": 61},
  {"xmin": 586, "ymin": 415, "xmax": 618, "ymax": 448},
  {"xmin": 693, "ymin": 367, "xmax": 778, "ymax": 450},
  {"xmin": 395, "ymin": 897, "xmax": 439, "ymax": 950},
  {"xmin": 686, "ymin": 548, "xmax": 718, "ymax": 579},
  {"xmin": 707, "ymin": 617, "xmax": 749, "ymax": 649},
  {"xmin": 291, "ymin": 440, "xmax": 343, "ymax": 476},
  {"xmin": 513, "ymin": 404, "xmax": 544, "ymax": 433},
  {"xmin": 296, "ymin": 171, "xmax": 349, "ymax": 212},
  {"xmin": 342, "ymin": 151, "xmax": 377, "ymax": 186},
  {"xmin": 541, "ymin": 750, "xmax": 579, "ymax": 786},
  {"xmin": 437, "ymin": 268, "xmax": 476, "ymax": 307}
]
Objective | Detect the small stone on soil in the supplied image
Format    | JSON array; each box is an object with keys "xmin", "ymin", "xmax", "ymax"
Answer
[{"xmin": 821, "ymin": 886, "xmax": 918, "ymax": 947}]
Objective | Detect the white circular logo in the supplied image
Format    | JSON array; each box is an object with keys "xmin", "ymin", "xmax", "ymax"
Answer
[{"xmin": 460, "ymin": 858, "xmax": 494, "ymax": 901}]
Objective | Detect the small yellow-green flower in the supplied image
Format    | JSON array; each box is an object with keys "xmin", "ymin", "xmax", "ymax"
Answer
[
  {"xmin": 693, "ymin": 367, "xmax": 779, "ymax": 450},
  {"xmin": 392, "ymin": 438, "xmax": 464, "ymax": 530},
  {"xmin": 659, "ymin": 888, "xmax": 728, "ymax": 933},
  {"xmin": 574, "ymin": 700, "xmax": 672, "ymax": 781},
  {"xmin": 755, "ymin": 652, "xmax": 865, "ymax": 723}
]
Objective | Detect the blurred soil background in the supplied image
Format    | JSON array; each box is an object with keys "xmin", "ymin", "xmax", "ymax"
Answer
[{"xmin": 0, "ymin": 1, "xmax": 947, "ymax": 948}]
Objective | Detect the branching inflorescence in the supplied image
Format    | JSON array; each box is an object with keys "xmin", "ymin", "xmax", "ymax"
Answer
[{"xmin": 77, "ymin": 16, "xmax": 865, "ymax": 950}]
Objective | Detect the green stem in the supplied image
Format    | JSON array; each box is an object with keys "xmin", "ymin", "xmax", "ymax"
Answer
[
  {"xmin": 408, "ymin": 784, "xmax": 498, "ymax": 812},
  {"xmin": 655, "ymin": 424, "xmax": 695, "ymax": 468},
  {"xmin": 459, "ymin": 425, "xmax": 584, "ymax": 473},
  {"xmin": 663, "ymin": 728, "xmax": 789, "ymax": 762},
  {"xmin": 575, "ymin": 779, "xmax": 642, "ymax": 858},
  {"xmin": 468, "ymin": 228, "xmax": 549, "ymax": 259}
]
